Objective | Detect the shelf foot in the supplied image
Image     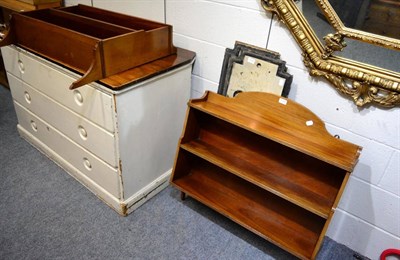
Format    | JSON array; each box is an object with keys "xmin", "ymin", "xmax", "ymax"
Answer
[{"xmin": 180, "ymin": 191, "xmax": 187, "ymax": 200}]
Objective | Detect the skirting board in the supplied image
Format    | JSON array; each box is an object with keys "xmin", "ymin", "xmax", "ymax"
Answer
[
  {"xmin": 17, "ymin": 124, "xmax": 170, "ymax": 216},
  {"xmin": 123, "ymin": 171, "xmax": 171, "ymax": 216}
]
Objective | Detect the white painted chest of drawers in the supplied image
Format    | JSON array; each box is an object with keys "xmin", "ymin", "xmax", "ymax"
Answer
[{"xmin": 2, "ymin": 45, "xmax": 194, "ymax": 215}]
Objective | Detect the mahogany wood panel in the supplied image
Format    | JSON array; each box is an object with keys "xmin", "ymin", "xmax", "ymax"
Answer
[
  {"xmin": 26, "ymin": 8, "xmax": 134, "ymax": 37},
  {"xmin": 11, "ymin": 12, "xmax": 98, "ymax": 73},
  {"xmin": 59, "ymin": 5, "xmax": 177, "ymax": 76},
  {"xmin": 60, "ymin": 5, "xmax": 168, "ymax": 31},
  {"xmin": 99, "ymin": 48, "xmax": 195, "ymax": 89}
]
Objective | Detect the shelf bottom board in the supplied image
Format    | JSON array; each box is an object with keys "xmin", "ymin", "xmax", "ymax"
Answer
[{"xmin": 172, "ymin": 163, "xmax": 325, "ymax": 259}]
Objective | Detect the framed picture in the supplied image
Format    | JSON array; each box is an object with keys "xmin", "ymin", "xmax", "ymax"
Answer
[{"xmin": 218, "ymin": 41, "xmax": 292, "ymax": 97}]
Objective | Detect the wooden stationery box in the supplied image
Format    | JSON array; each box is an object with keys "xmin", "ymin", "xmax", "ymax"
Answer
[
  {"xmin": 0, "ymin": 4, "xmax": 176, "ymax": 89},
  {"xmin": 170, "ymin": 91, "xmax": 361, "ymax": 260}
]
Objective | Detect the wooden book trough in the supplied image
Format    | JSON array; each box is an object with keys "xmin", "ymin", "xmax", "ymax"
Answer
[{"xmin": 0, "ymin": 4, "xmax": 176, "ymax": 89}]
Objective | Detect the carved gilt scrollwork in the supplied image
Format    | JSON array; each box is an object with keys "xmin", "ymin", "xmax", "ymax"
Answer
[
  {"xmin": 262, "ymin": 0, "xmax": 400, "ymax": 108},
  {"xmin": 322, "ymin": 33, "xmax": 346, "ymax": 59},
  {"xmin": 303, "ymin": 54, "xmax": 400, "ymax": 107}
]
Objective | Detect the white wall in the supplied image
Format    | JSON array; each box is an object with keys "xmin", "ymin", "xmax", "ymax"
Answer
[
  {"xmin": 262, "ymin": 15, "xmax": 400, "ymax": 260},
  {"xmin": 63, "ymin": 0, "xmax": 165, "ymax": 23},
  {"xmin": 65, "ymin": 1, "xmax": 400, "ymax": 259}
]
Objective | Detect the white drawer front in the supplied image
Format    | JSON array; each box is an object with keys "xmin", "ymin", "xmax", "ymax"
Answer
[
  {"xmin": 9, "ymin": 74, "xmax": 119, "ymax": 167},
  {"xmin": 3, "ymin": 46, "xmax": 115, "ymax": 132},
  {"xmin": 14, "ymin": 102, "xmax": 121, "ymax": 198},
  {"xmin": 1, "ymin": 46, "xmax": 22, "ymax": 78}
]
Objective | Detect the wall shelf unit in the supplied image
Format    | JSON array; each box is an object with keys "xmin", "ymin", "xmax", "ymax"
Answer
[{"xmin": 170, "ymin": 91, "xmax": 361, "ymax": 259}]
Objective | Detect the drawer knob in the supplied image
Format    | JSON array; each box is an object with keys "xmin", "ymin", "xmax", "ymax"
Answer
[
  {"xmin": 30, "ymin": 120, "xmax": 37, "ymax": 132},
  {"xmin": 73, "ymin": 90, "xmax": 84, "ymax": 105},
  {"xmin": 24, "ymin": 91, "xmax": 31, "ymax": 104},
  {"xmin": 18, "ymin": 60, "xmax": 24, "ymax": 73},
  {"xmin": 83, "ymin": 158, "xmax": 92, "ymax": 171},
  {"xmin": 78, "ymin": 125, "xmax": 88, "ymax": 140}
]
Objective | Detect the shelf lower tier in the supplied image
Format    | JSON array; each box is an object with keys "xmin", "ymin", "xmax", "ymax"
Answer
[{"xmin": 171, "ymin": 152, "xmax": 326, "ymax": 259}]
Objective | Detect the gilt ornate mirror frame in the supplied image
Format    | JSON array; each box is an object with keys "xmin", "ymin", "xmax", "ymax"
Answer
[{"xmin": 262, "ymin": 0, "xmax": 400, "ymax": 107}]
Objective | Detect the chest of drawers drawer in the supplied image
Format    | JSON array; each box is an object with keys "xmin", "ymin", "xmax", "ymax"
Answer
[
  {"xmin": 8, "ymin": 73, "xmax": 118, "ymax": 167},
  {"xmin": 14, "ymin": 102, "xmax": 120, "ymax": 198},
  {"xmin": 2, "ymin": 46, "xmax": 115, "ymax": 132}
]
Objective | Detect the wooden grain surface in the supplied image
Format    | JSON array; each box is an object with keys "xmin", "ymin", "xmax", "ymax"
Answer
[
  {"xmin": 180, "ymin": 136, "xmax": 344, "ymax": 219},
  {"xmin": 179, "ymin": 103, "xmax": 347, "ymax": 218},
  {"xmin": 17, "ymin": 0, "xmax": 60, "ymax": 5},
  {"xmin": 0, "ymin": 4, "xmax": 182, "ymax": 89},
  {"xmin": 311, "ymin": 171, "xmax": 350, "ymax": 259},
  {"xmin": 171, "ymin": 91, "xmax": 361, "ymax": 259},
  {"xmin": 190, "ymin": 91, "xmax": 362, "ymax": 172},
  {"xmin": 60, "ymin": 5, "xmax": 167, "ymax": 31},
  {"xmin": 0, "ymin": 0, "xmax": 60, "ymax": 11},
  {"xmin": 12, "ymin": 12, "xmax": 98, "ymax": 73},
  {"xmin": 99, "ymin": 48, "xmax": 195, "ymax": 89},
  {"xmin": 172, "ymin": 152, "xmax": 324, "ymax": 260}
]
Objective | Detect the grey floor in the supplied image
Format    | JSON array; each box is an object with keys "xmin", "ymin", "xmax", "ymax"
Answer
[{"xmin": 0, "ymin": 86, "xmax": 366, "ymax": 259}]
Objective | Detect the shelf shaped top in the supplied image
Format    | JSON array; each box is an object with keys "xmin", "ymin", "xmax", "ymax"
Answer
[{"xmin": 190, "ymin": 91, "xmax": 362, "ymax": 172}]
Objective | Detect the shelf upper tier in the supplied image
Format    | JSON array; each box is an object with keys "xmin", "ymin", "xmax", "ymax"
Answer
[
  {"xmin": 0, "ymin": 4, "xmax": 176, "ymax": 89},
  {"xmin": 190, "ymin": 91, "xmax": 362, "ymax": 172}
]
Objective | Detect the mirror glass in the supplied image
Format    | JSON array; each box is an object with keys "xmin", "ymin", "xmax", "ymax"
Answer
[
  {"xmin": 327, "ymin": 0, "xmax": 400, "ymax": 40},
  {"xmin": 302, "ymin": 0, "xmax": 400, "ymax": 72}
]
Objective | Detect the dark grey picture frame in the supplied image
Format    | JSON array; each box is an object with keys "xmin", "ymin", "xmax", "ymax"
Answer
[{"xmin": 217, "ymin": 41, "xmax": 292, "ymax": 97}]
